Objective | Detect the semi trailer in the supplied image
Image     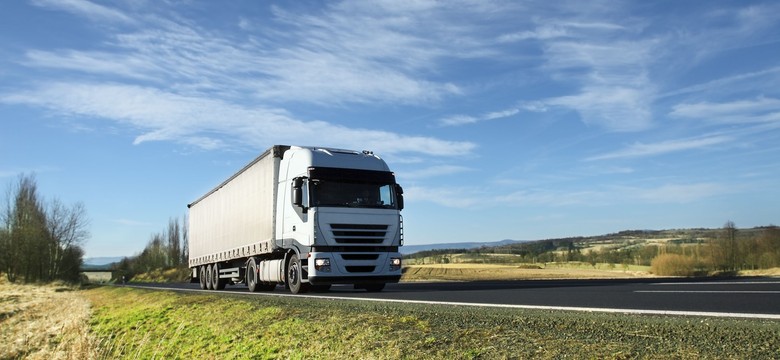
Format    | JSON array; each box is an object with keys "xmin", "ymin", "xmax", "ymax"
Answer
[{"xmin": 188, "ymin": 145, "xmax": 404, "ymax": 294}]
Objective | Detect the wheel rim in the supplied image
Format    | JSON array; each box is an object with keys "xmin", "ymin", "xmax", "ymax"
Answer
[
  {"xmin": 206, "ymin": 264, "xmax": 213, "ymax": 290},
  {"xmin": 287, "ymin": 254, "xmax": 309, "ymax": 294},
  {"xmin": 212, "ymin": 263, "xmax": 222, "ymax": 290},
  {"xmin": 199, "ymin": 266, "xmax": 206, "ymax": 289},
  {"xmin": 247, "ymin": 259, "xmax": 257, "ymax": 291},
  {"xmin": 289, "ymin": 262, "xmax": 300, "ymax": 288}
]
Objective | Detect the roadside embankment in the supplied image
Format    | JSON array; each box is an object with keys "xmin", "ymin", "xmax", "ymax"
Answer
[{"xmin": 0, "ymin": 279, "xmax": 98, "ymax": 359}]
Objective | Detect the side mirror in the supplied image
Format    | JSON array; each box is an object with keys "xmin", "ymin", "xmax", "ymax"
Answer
[
  {"xmin": 395, "ymin": 184, "xmax": 404, "ymax": 211},
  {"xmin": 292, "ymin": 177, "xmax": 307, "ymax": 213}
]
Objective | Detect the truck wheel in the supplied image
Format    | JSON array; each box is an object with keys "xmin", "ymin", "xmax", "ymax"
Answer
[
  {"xmin": 212, "ymin": 263, "xmax": 226, "ymax": 290},
  {"xmin": 247, "ymin": 258, "xmax": 277, "ymax": 292},
  {"xmin": 205, "ymin": 264, "xmax": 214, "ymax": 290},
  {"xmin": 198, "ymin": 266, "xmax": 207, "ymax": 290},
  {"xmin": 287, "ymin": 254, "xmax": 309, "ymax": 294},
  {"xmin": 247, "ymin": 258, "xmax": 260, "ymax": 292}
]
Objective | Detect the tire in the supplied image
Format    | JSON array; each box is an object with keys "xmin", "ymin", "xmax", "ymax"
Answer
[
  {"xmin": 198, "ymin": 266, "xmax": 207, "ymax": 290},
  {"xmin": 205, "ymin": 264, "xmax": 214, "ymax": 290},
  {"xmin": 287, "ymin": 253, "xmax": 309, "ymax": 294},
  {"xmin": 213, "ymin": 263, "xmax": 226, "ymax": 290},
  {"xmin": 247, "ymin": 258, "xmax": 260, "ymax": 292},
  {"xmin": 247, "ymin": 258, "xmax": 276, "ymax": 292}
]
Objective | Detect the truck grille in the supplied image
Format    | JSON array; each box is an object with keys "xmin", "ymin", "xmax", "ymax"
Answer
[
  {"xmin": 345, "ymin": 266, "xmax": 376, "ymax": 273},
  {"xmin": 330, "ymin": 224, "xmax": 387, "ymax": 244},
  {"xmin": 341, "ymin": 254, "xmax": 380, "ymax": 260}
]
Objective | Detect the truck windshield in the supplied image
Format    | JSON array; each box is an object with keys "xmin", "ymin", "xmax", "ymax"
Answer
[{"xmin": 310, "ymin": 180, "xmax": 396, "ymax": 209}]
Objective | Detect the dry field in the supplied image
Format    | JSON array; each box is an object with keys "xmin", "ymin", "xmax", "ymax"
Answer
[
  {"xmin": 0, "ymin": 278, "xmax": 98, "ymax": 359},
  {"xmin": 402, "ymin": 263, "xmax": 653, "ymax": 282}
]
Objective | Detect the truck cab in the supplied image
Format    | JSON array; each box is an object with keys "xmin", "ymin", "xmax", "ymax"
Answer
[{"xmin": 277, "ymin": 146, "xmax": 404, "ymax": 292}]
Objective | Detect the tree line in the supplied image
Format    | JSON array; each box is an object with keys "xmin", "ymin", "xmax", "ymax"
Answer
[
  {"xmin": 651, "ymin": 223, "xmax": 780, "ymax": 275},
  {"xmin": 407, "ymin": 223, "xmax": 780, "ymax": 275},
  {"xmin": 0, "ymin": 174, "xmax": 89, "ymax": 283},
  {"xmin": 114, "ymin": 216, "xmax": 189, "ymax": 281}
]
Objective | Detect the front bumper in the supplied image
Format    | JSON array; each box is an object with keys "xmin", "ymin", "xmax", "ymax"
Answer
[
  {"xmin": 306, "ymin": 251, "xmax": 402, "ymax": 285},
  {"xmin": 308, "ymin": 275, "xmax": 401, "ymax": 285}
]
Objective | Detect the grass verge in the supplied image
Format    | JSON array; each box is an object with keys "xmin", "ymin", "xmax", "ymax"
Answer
[
  {"xmin": 0, "ymin": 279, "xmax": 98, "ymax": 359},
  {"xmin": 84, "ymin": 286, "xmax": 780, "ymax": 359}
]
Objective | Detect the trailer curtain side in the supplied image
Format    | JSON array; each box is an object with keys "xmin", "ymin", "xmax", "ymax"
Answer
[{"xmin": 188, "ymin": 149, "xmax": 282, "ymax": 266}]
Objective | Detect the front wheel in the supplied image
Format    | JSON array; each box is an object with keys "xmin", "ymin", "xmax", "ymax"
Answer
[{"xmin": 287, "ymin": 254, "xmax": 309, "ymax": 294}]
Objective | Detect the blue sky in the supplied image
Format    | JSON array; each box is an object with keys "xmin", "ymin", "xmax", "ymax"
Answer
[{"xmin": 2, "ymin": 0, "xmax": 779, "ymax": 258}]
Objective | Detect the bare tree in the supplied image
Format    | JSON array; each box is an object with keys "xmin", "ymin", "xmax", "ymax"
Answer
[
  {"xmin": 0, "ymin": 186, "xmax": 10, "ymax": 278},
  {"xmin": 167, "ymin": 218, "xmax": 181, "ymax": 267},
  {"xmin": 46, "ymin": 199, "xmax": 90, "ymax": 280},
  {"xmin": 181, "ymin": 213, "xmax": 189, "ymax": 267},
  {"xmin": 1, "ymin": 174, "xmax": 89, "ymax": 283},
  {"xmin": 723, "ymin": 221, "xmax": 738, "ymax": 271},
  {"xmin": 4, "ymin": 174, "xmax": 48, "ymax": 282}
]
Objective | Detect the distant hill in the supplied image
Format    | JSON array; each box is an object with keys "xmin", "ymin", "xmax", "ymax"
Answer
[
  {"xmin": 83, "ymin": 256, "xmax": 124, "ymax": 266},
  {"xmin": 400, "ymin": 239, "xmax": 527, "ymax": 255},
  {"xmin": 403, "ymin": 227, "xmax": 774, "ymax": 257}
]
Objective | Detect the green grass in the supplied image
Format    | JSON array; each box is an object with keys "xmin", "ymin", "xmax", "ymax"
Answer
[{"xmin": 84, "ymin": 286, "xmax": 780, "ymax": 359}]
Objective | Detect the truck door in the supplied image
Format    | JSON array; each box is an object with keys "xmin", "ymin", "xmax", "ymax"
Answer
[{"xmin": 280, "ymin": 154, "xmax": 309, "ymax": 247}]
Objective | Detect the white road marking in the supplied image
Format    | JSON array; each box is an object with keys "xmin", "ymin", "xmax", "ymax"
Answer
[
  {"xmin": 128, "ymin": 284, "xmax": 780, "ymax": 320},
  {"xmin": 636, "ymin": 290, "xmax": 780, "ymax": 294},
  {"xmin": 650, "ymin": 281, "xmax": 780, "ymax": 286}
]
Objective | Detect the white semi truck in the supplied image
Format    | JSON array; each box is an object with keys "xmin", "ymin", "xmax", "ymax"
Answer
[{"xmin": 188, "ymin": 145, "xmax": 404, "ymax": 294}]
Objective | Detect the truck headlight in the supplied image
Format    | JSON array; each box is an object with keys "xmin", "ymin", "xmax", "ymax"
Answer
[
  {"xmin": 314, "ymin": 258, "xmax": 331, "ymax": 272},
  {"xmin": 390, "ymin": 257, "xmax": 402, "ymax": 271}
]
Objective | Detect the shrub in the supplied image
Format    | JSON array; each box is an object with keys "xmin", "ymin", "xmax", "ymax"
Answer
[{"xmin": 650, "ymin": 254, "xmax": 699, "ymax": 276}]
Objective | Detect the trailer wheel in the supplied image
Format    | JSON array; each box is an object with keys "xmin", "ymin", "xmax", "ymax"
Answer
[
  {"xmin": 287, "ymin": 254, "xmax": 309, "ymax": 294},
  {"xmin": 205, "ymin": 264, "xmax": 214, "ymax": 290},
  {"xmin": 198, "ymin": 266, "xmax": 207, "ymax": 290},
  {"xmin": 212, "ymin": 263, "xmax": 226, "ymax": 290}
]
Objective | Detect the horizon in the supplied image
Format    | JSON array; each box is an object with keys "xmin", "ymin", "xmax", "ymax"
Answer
[
  {"xmin": 82, "ymin": 224, "xmax": 776, "ymax": 262},
  {"xmin": 2, "ymin": 1, "xmax": 779, "ymax": 258}
]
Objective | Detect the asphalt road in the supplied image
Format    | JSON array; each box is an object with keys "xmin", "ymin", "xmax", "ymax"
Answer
[{"xmin": 134, "ymin": 277, "xmax": 780, "ymax": 319}]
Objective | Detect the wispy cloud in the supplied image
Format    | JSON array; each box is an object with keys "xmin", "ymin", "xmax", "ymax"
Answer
[
  {"xmin": 439, "ymin": 102, "xmax": 545, "ymax": 126},
  {"xmin": 6, "ymin": 1, "xmax": 523, "ymax": 157},
  {"xmin": 671, "ymin": 97, "xmax": 780, "ymax": 124},
  {"xmin": 547, "ymin": 86, "xmax": 653, "ymax": 132},
  {"xmin": 1, "ymin": 82, "xmax": 476, "ymax": 156},
  {"xmin": 458, "ymin": 10, "xmax": 658, "ymax": 132},
  {"xmin": 20, "ymin": 1, "xmax": 505, "ymax": 107},
  {"xmin": 659, "ymin": 67, "xmax": 780, "ymax": 100},
  {"xmin": 31, "ymin": 0, "xmax": 135, "ymax": 25},
  {"xmin": 586, "ymin": 135, "xmax": 732, "ymax": 161}
]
